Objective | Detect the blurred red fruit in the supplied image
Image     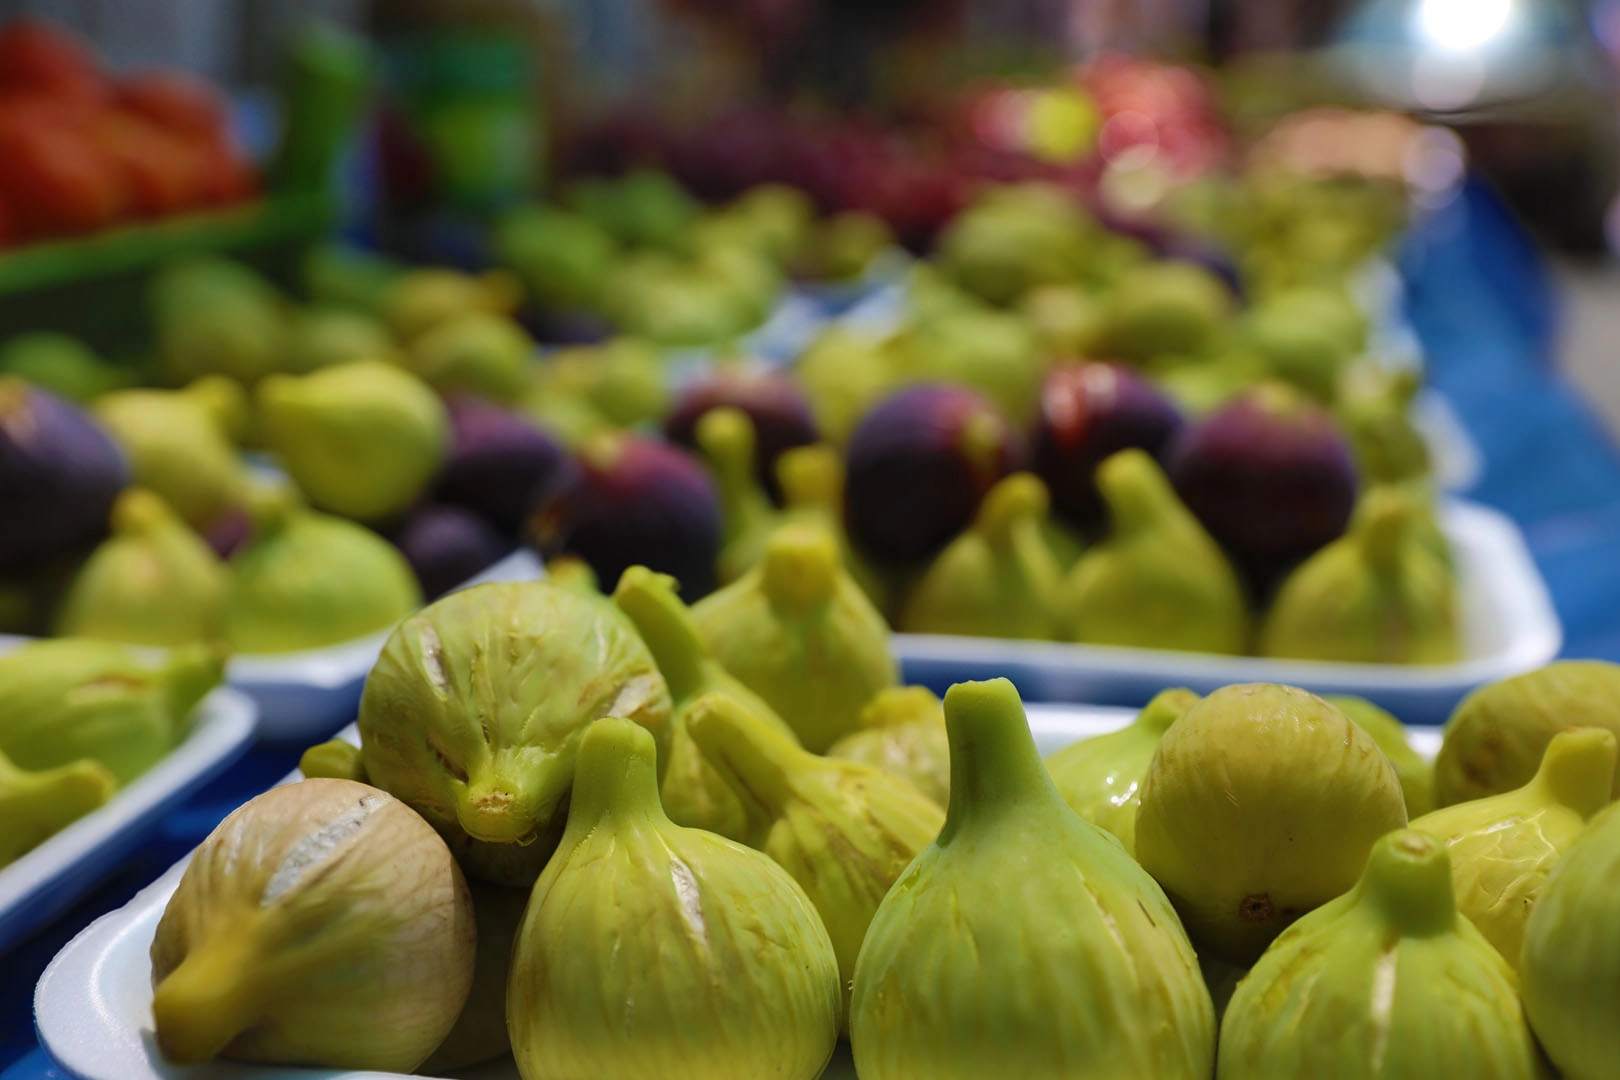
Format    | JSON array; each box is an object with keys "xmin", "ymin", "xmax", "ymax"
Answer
[
  {"xmin": 0, "ymin": 19, "xmax": 105, "ymax": 105},
  {"xmin": 114, "ymin": 70, "xmax": 226, "ymax": 139},
  {"xmin": 86, "ymin": 111, "xmax": 209, "ymax": 218},
  {"xmin": 0, "ymin": 111, "xmax": 124, "ymax": 239}
]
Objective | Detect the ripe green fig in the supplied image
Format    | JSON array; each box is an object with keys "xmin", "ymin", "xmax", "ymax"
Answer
[
  {"xmin": 850, "ymin": 678, "xmax": 1215, "ymax": 1080},
  {"xmin": 408, "ymin": 311, "xmax": 533, "ymax": 403},
  {"xmin": 1135, "ymin": 684, "xmax": 1409, "ymax": 963},
  {"xmin": 774, "ymin": 444, "xmax": 889, "ymax": 608},
  {"xmin": 507, "ymin": 717, "xmax": 841, "ymax": 1080},
  {"xmin": 1060, "ymin": 449, "xmax": 1248, "ymax": 654},
  {"xmin": 1045, "ymin": 688, "xmax": 1200, "ymax": 855},
  {"xmin": 1328, "ymin": 695, "xmax": 1435, "ymax": 817},
  {"xmin": 358, "ymin": 580, "xmax": 671, "ymax": 886},
  {"xmin": 697, "ymin": 407, "xmax": 779, "ymax": 585},
  {"xmin": 827, "ymin": 686, "xmax": 949, "ymax": 806},
  {"xmin": 93, "ymin": 385, "xmax": 248, "ymax": 531},
  {"xmin": 1411, "ymin": 728, "xmax": 1616, "ymax": 969},
  {"xmin": 1217, "ymin": 830, "xmax": 1548, "ymax": 1080},
  {"xmin": 1435, "ymin": 660, "xmax": 1620, "ymax": 806},
  {"xmin": 692, "ymin": 523, "xmax": 897, "ymax": 752},
  {"xmin": 0, "ymin": 748, "xmax": 116, "ymax": 867}
]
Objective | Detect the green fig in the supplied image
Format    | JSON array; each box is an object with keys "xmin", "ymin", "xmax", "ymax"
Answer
[
  {"xmin": 1022, "ymin": 282, "xmax": 1107, "ymax": 357},
  {"xmin": 258, "ymin": 360, "xmax": 449, "ymax": 523},
  {"xmin": 698, "ymin": 407, "xmax": 779, "ymax": 585},
  {"xmin": 827, "ymin": 686, "xmax": 950, "ymax": 807},
  {"xmin": 1521, "ymin": 799, "xmax": 1620, "ymax": 1080},
  {"xmin": 796, "ymin": 328, "xmax": 899, "ymax": 447},
  {"xmin": 383, "ymin": 267, "xmax": 522, "ymax": 342},
  {"xmin": 1434, "ymin": 660, "xmax": 1620, "ymax": 806},
  {"xmin": 423, "ymin": 882, "xmax": 528, "ymax": 1072},
  {"xmin": 282, "ymin": 307, "xmax": 402, "ymax": 374},
  {"xmin": 889, "ymin": 307, "xmax": 1045, "ymax": 425},
  {"xmin": 1099, "ymin": 260, "xmax": 1233, "ymax": 363},
  {"xmin": 1060, "ymin": 449, "xmax": 1249, "ymax": 654},
  {"xmin": 298, "ymin": 739, "xmax": 367, "ymax": 783},
  {"xmin": 1241, "ymin": 285, "xmax": 1366, "ymax": 403},
  {"xmin": 1328, "ymin": 695, "xmax": 1435, "ymax": 817},
  {"xmin": 179, "ymin": 375, "xmax": 254, "ymax": 448},
  {"xmin": 611, "ymin": 566, "xmax": 793, "ymax": 841},
  {"xmin": 1045, "ymin": 688, "xmax": 1201, "ymax": 855},
  {"xmin": 775, "ymin": 444, "xmax": 889, "ymax": 608},
  {"xmin": 1261, "ymin": 486, "xmax": 1461, "ymax": 664},
  {"xmin": 899, "ymin": 473, "xmax": 1063, "ymax": 639},
  {"xmin": 150, "ymin": 257, "xmax": 288, "ymax": 386},
  {"xmin": 729, "ymin": 183, "xmax": 815, "ymax": 267},
  {"xmin": 507, "ymin": 717, "xmax": 840, "ymax": 1080},
  {"xmin": 149, "ymin": 779, "xmax": 476, "ymax": 1069},
  {"xmin": 494, "ymin": 204, "xmax": 617, "ymax": 312},
  {"xmin": 1135, "ymin": 684, "xmax": 1410, "ymax": 963},
  {"xmin": 529, "ymin": 337, "xmax": 668, "ymax": 429},
  {"xmin": 1410, "ymin": 727, "xmax": 1616, "ymax": 969},
  {"xmin": 692, "ymin": 523, "xmax": 898, "ymax": 752},
  {"xmin": 93, "ymin": 385, "xmax": 248, "ymax": 530},
  {"xmin": 1337, "ymin": 365, "xmax": 1432, "ymax": 483},
  {"xmin": 1217, "ymin": 830, "xmax": 1547, "ymax": 1080},
  {"xmin": 0, "ymin": 748, "xmax": 117, "ymax": 868},
  {"xmin": 0, "ymin": 639, "xmax": 223, "ymax": 784},
  {"xmin": 302, "ymin": 244, "xmax": 402, "ymax": 315},
  {"xmin": 937, "ymin": 186, "xmax": 1091, "ymax": 305},
  {"xmin": 54, "ymin": 489, "xmax": 226, "ymax": 647},
  {"xmin": 543, "ymin": 554, "xmax": 601, "ymax": 595},
  {"xmin": 801, "ymin": 210, "xmax": 892, "ymax": 282},
  {"xmin": 687, "ymin": 691, "xmax": 944, "ymax": 1011},
  {"xmin": 408, "ymin": 311, "xmax": 533, "ymax": 403},
  {"xmin": 850, "ymin": 679, "xmax": 1215, "ymax": 1079},
  {"xmin": 0, "ymin": 332, "xmax": 131, "ymax": 402},
  {"xmin": 224, "ymin": 492, "xmax": 421, "ymax": 654},
  {"xmin": 1152, "ymin": 350, "xmax": 1267, "ymax": 417},
  {"xmin": 358, "ymin": 580, "xmax": 672, "ymax": 886}
]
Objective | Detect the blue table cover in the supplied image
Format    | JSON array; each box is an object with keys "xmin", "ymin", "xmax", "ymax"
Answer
[{"xmin": 7, "ymin": 176, "xmax": 1620, "ymax": 1079}]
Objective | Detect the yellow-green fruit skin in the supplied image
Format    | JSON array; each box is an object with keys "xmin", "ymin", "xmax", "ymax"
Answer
[
  {"xmin": 1218, "ymin": 830, "xmax": 1547, "ymax": 1080},
  {"xmin": 827, "ymin": 686, "xmax": 950, "ymax": 806},
  {"xmin": 1411, "ymin": 728, "xmax": 1616, "ymax": 970},
  {"xmin": 508, "ymin": 718, "xmax": 840, "ymax": 1080},
  {"xmin": 93, "ymin": 388, "xmax": 246, "ymax": 530},
  {"xmin": 686, "ymin": 692, "xmax": 944, "ymax": 1015},
  {"xmin": 0, "ymin": 749, "xmax": 117, "ymax": 867},
  {"xmin": 1436, "ymin": 660, "xmax": 1620, "ymax": 806},
  {"xmin": 1135, "ymin": 684, "xmax": 1409, "ymax": 963},
  {"xmin": 850, "ymin": 679, "xmax": 1215, "ymax": 1080},
  {"xmin": 359, "ymin": 581, "xmax": 672, "ymax": 887},
  {"xmin": 1521, "ymin": 800, "xmax": 1620, "ymax": 1080},
  {"xmin": 1327, "ymin": 695, "xmax": 1435, "ymax": 817},
  {"xmin": 691, "ymin": 524, "xmax": 898, "ymax": 752},
  {"xmin": 424, "ymin": 882, "xmax": 528, "ymax": 1072},
  {"xmin": 224, "ymin": 508, "xmax": 421, "ymax": 654},
  {"xmin": 149, "ymin": 779, "xmax": 476, "ymax": 1071},
  {"xmin": 257, "ymin": 360, "xmax": 449, "ymax": 523},
  {"xmin": 1046, "ymin": 688, "xmax": 1200, "ymax": 855}
]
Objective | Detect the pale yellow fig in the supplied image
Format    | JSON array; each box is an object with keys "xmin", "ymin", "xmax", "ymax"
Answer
[
  {"xmin": 93, "ymin": 386, "xmax": 248, "ymax": 530},
  {"xmin": 149, "ymin": 779, "xmax": 476, "ymax": 1070},
  {"xmin": 827, "ymin": 686, "xmax": 949, "ymax": 806}
]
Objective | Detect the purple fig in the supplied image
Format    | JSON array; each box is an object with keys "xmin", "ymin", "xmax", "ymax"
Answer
[
  {"xmin": 1033, "ymin": 362, "xmax": 1185, "ymax": 535},
  {"xmin": 664, "ymin": 369, "xmax": 819, "ymax": 505},
  {"xmin": 0, "ymin": 377, "xmax": 128, "ymax": 573},
  {"xmin": 388, "ymin": 503, "xmax": 513, "ymax": 601},
  {"xmin": 1167, "ymin": 382, "xmax": 1359, "ymax": 590},
  {"xmin": 528, "ymin": 433, "xmax": 722, "ymax": 598},
  {"xmin": 844, "ymin": 384, "xmax": 1026, "ymax": 566},
  {"xmin": 436, "ymin": 396, "xmax": 569, "ymax": 538}
]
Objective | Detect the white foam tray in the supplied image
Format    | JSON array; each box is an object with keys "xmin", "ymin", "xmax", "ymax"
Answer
[
  {"xmin": 0, "ymin": 688, "xmax": 257, "ymax": 953},
  {"xmin": 895, "ymin": 500, "xmax": 1559, "ymax": 725},
  {"xmin": 34, "ymin": 703, "xmax": 1441, "ymax": 1080}
]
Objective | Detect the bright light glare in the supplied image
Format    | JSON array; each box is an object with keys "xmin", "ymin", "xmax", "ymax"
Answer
[{"xmin": 1417, "ymin": 0, "xmax": 1514, "ymax": 51}]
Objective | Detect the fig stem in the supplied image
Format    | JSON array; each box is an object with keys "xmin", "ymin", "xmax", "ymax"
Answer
[
  {"xmin": 1532, "ymin": 728, "xmax": 1618, "ymax": 820},
  {"xmin": 777, "ymin": 445, "xmax": 843, "ymax": 513},
  {"xmin": 938, "ymin": 678, "xmax": 1060, "ymax": 842},
  {"xmin": 111, "ymin": 489, "xmax": 175, "ymax": 537},
  {"xmin": 1356, "ymin": 489, "xmax": 1413, "ymax": 576},
  {"xmin": 1096, "ymin": 449, "xmax": 1172, "ymax": 536},
  {"xmin": 760, "ymin": 525, "xmax": 841, "ymax": 616},
  {"xmin": 975, "ymin": 474, "xmax": 1049, "ymax": 551},
  {"xmin": 299, "ymin": 740, "xmax": 367, "ymax": 783},
  {"xmin": 1354, "ymin": 829, "xmax": 1457, "ymax": 938},
  {"xmin": 566, "ymin": 717, "xmax": 666, "ymax": 829},
  {"xmin": 684, "ymin": 692, "xmax": 799, "ymax": 818},
  {"xmin": 151, "ymin": 933, "xmax": 263, "ymax": 1065},
  {"xmin": 611, "ymin": 568, "xmax": 708, "ymax": 702},
  {"xmin": 696, "ymin": 407, "xmax": 760, "ymax": 531}
]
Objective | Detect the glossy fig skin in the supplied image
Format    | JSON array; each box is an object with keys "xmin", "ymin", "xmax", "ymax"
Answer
[
  {"xmin": 665, "ymin": 368, "xmax": 820, "ymax": 504},
  {"xmin": 844, "ymin": 384, "xmax": 1026, "ymax": 566},
  {"xmin": 436, "ymin": 396, "xmax": 569, "ymax": 538},
  {"xmin": 528, "ymin": 432, "xmax": 723, "ymax": 599},
  {"xmin": 1034, "ymin": 362, "xmax": 1185, "ymax": 534},
  {"xmin": 1328, "ymin": 695, "xmax": 1434, "ymax": 817},
  {"xmin": 1167, "ymin": 382, "xmax": 1358, "ymax": 591},
  {"xmin": 0, "ymin": 378, "xmax": 128, "ymax": 572},
  {"xmin": 385, "ymin": 503, "xmax": 511, "ymax": 602}
]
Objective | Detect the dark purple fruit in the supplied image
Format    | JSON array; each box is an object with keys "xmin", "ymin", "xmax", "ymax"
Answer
[
  {"xmin": 436, "ymin": 395, "xmax": 569, "ymax": 538},
  {"xmin": 1167, "ymin": 382, "xmax": 1359, "ymax": 588},
  {"xmin": 1033, "ymin": 362, "xmax": 1184, "ymax": 535},
  {"xmin": 528, "ymin": 433, "xmax": 722, "ymax": 598},
  {"xmin": 389, "ymin": 503, "xmax": 512, "ymax": 601},
  {"xmin": 844, "ymin": 383, "xmax": 1026, "ymax": 566},
  {"xmin": 0, "ymin": 377, "xmax": 128, "ymax": 573},
  {"xmin": 663, "ymin": 368, "xmax": 819, "ymax": 504}
]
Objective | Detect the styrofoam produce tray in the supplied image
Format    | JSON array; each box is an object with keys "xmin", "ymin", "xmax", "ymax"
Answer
[
  {"xmin": 35, "ymin": 703, "xmax": 1441, "ymax": 1080},
  {"xmin": 896, "ymin": 500, "xmax": 1558, "ymax": 724},
  {"xmin": 0, "ymin": 688, "xmax": 257, "ymax": 953}
]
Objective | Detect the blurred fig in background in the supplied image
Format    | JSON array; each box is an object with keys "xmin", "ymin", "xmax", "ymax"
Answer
[
  {"xmin": 528, "ymin": 433, "xmax": 722, "ymax": 598},
  {"xmin": 844, "ymin": 384, "xmax": 1025, "ymax": 566},
  {"xmin": 664, "ymin": 368, "xmax": 819, "ymax": 504},
  {"xmin": 1167, "ymin": 382, "xmax": 1358, "ymax": 593},
  {"xmin": 437, "ymin": 396, "xmax": 568, "ymax": 538},
  {"xmin": 388, "ymin": 504, "xmax": 511, "ymax": 602},
  {"xmin": 1033, "ymin": 363, "xmax": 1184, "ymax": 535}
]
